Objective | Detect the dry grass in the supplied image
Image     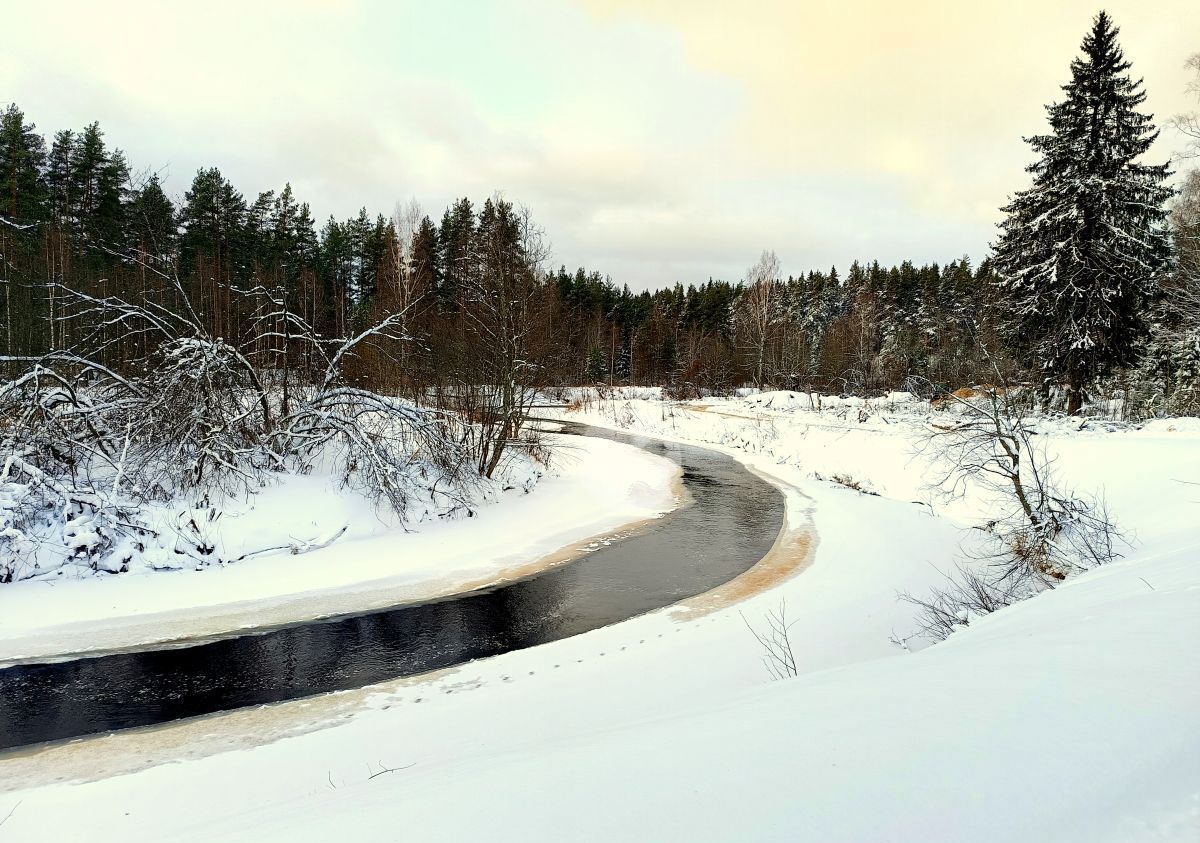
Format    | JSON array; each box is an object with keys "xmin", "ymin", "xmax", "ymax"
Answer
[{"xmin": 1009, "ymin": 529, "xmax": 1067, "ymax": 581}]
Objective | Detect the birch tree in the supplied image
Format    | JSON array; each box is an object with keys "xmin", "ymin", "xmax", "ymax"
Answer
[{"xmin": 737, "ymin": 249, "xmax": 781, "ymax": 388}]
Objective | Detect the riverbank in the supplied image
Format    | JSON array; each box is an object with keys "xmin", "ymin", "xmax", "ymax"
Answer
[
  {"xmin": 0, "ymin": 432, "xmax": 680, "ymax": 665},
  {"xmin": 1, "ymin": 394, "xmax": 1197, "ymax": 842}
]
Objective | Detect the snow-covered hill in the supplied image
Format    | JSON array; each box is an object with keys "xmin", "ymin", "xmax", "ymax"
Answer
[{"xmin": 1, "ymin": 393, "xmax": 1196, "ymax": 842}]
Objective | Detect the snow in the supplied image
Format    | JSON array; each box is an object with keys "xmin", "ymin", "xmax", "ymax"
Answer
[
  {"xmin": 0, "ymin": 432, "xmax": 680, "ymax": 664},
  {"xmin": 1, "ymin": 393, "xmax": 1197, "ymax": 841}
]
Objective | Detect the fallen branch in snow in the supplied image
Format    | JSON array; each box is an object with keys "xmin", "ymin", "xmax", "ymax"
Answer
[
  {"xmin": 367, "ymin": 760, "xmax": 415, "ymax": 780},
  {"xmin": 231, "ymin": 525, "xmax": 349, "ymax": 563}
]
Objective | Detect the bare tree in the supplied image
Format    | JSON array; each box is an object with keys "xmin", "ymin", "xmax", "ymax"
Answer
[
  {"xmin": 736, "ymin": 250, "xmax": 781, "ymax": 389},
  {"xmin": 456, "ymin": 197, "xmax": 551, "ymax": 478},
  {"xmin": 922, "ymin": 373, "xmax": 1119, "ymax": 584},
  {"xmin": 897, "ymin": 361, "xmax": 1123, "ymax": 644},
  {"xmin": 1163, "ymin": 53, "xmax": 1200, "ymax": 341},
  {"xmin": 1171, "ymin": 171, "xmax": 1200, "ymax": 312},
  {"xmin": 1171, "ymin": 53, "xmax": 1200, "ymax": 159},
  {"xmin": 388, "ymin": 198, "xmax": 425, "ymax": 370},
  {"xmin": 1146, "ymin": 166, "xmax": 1200, "ymax": 415}
]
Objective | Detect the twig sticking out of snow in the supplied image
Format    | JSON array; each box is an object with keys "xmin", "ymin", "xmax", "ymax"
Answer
[{"xmin": 741, "ymin": 600, "xmax": 799, "ymax": 680}]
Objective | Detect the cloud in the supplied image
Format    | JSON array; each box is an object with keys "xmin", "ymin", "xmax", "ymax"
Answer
[{"xmin": 2, "ymin": 0, "xmax": 1196, "ymax": 289}]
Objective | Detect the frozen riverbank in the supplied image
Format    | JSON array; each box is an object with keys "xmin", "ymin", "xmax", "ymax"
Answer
[{"xmin": 0, "ymin": 433, "xmax": 680, "ymax": 664}]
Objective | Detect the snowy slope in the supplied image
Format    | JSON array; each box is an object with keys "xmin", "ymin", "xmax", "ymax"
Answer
[{"xmin": 0, "ymin": 395, "xmax": 1196, "ymax": 842}]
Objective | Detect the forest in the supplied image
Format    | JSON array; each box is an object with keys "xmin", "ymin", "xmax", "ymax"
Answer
[
  {"xmin": 0, "ymin": 13, "xmax": 1196, "ymax": 577},
  {"xmin": 0, "ymin": 118, "xmax": 1009, "ymax": 399},
  {"xmin": 2, "ymin": 19, "xmax": 1198, "ymax": 421}
]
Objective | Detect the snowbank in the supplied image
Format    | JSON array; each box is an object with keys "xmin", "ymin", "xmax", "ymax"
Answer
[
  {"xmin": 0, "ymin": 433, "xmax": 680, "ymax": 664},
  {"xmin": 10, "ymin": 546, "xmax": 1184, "ymax": 843},
  {"xmin": 2, "ymin": 394, "xmax": 1196, "ymax": 841}
]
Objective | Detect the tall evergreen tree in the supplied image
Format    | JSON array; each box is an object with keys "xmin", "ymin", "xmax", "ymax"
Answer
[
  {"xmin": 0, "ymin": 105, "xmax": 48, "ymax": 362},
  {"xmin": 70, "ymin": 122, "xmax": 128, "ymax": 247},
  {"xmin": 0, "ymin": 104, "xmax": 47, "ymax": 224},
  {"xmin": 992, "ymin": 11, "xmax": 1172, "ymax": 413},
  {"xmin": 180, "ymin": 168, "xmax": 246, "ymax": 337},
  {"xmin": 126, "ymin": 174, "xmax": 176, "ymax": 259},
  {"xmin": 438, "ymin": 197, "xmax": 475, "ymax": 308},
  {"xmin": 180, "ymin": 167, "xmax": 246, "ymax": 279},
  {"xmin": 45, "ymin": 130, "xmax": 75, "ymax": 224},
  {"xmin": 410, "ymin": 215, "xmax": 441, "ymax": 295}
]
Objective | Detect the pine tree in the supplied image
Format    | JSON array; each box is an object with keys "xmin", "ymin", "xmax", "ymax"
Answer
[
  {"xmin": 45, "ymin": 130, "xmax": 75, "ymax": 225},
  {"xmin": 180, "ymin": 168, "xmax": 246, "ymax": 337},
  {"xmin": 992, "ymin": 11, "xmax": 1172, "ymax": 414},
  {"xmin": 438, "ymin": 198, "xmax": 475, "ymax": 308},
  {"xmin": 71, "ymin": 122, "xmax": 128, "ymax": 247},
  {"xmin": 0, "ymin": 105, "xmax": 48, "ymax": 364}
]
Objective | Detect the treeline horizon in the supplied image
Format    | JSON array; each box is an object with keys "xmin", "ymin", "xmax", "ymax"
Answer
[
  {"xmin": 3, "ymin": 7, "xmax": 1197, "ymax": 424},
  {"xmin": 0, "ymin": 104, "xmax": 1010, "ymax": 395}
]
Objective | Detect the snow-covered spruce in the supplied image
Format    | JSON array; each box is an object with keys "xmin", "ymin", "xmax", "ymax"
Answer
[{"xmin": 991, "ymin": 12, "xmax": 1173, "ymax": 415}]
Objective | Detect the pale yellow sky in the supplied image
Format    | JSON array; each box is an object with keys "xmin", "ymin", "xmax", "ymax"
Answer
[{"xmin": 2, "ymin": 0, "xmax": 1196, "ymax": 287}]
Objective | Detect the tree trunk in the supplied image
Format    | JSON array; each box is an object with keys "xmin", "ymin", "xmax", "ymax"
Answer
[{"xmin": 1066, "ymin": 373, "xmax": 1083, "ymax": 416}]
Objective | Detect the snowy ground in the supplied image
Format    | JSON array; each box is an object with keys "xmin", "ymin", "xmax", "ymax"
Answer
[
  {"xmin": 0, "ymin": 432, "xmax": 680, "ymax": 665},
  {"xmin": 1, "ymin": 392, "xmax": 1197, "ymax": 841}
]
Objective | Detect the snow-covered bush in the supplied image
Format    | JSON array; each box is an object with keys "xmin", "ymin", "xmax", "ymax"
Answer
[
  {"xmin": 0, "ymin": 262, "xmax": 529, "ymax": 582},
  {"xmin": 907, "ymin": 381, "xmax": 1122, "ymax": 642},
  {"xmin": 286, "ymin": 386, "xmax": 478, "ymax": 522}
]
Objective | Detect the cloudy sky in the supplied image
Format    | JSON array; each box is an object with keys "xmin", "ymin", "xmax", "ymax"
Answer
[{"xmin": 3, "ymin": 0, "xmax": 1197, "ymax": 289}]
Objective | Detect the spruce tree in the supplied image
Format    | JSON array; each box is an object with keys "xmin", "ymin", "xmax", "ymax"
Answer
[
  {"xmin": 126, "ymin": 174, "xmax": 176, "ymax": 259},
  {"xmin": 411, "ymin": 216, "xmax": 441, "ymax": 294},
  {"xmin": 992, "ymin": 11, "xmax": 1172, "ymax": 414},
  {"xmin": 586, "ymin": 345, "xmax": 606, "ymax": 383},
  {"xmin": 0, "ymin": 104, "xmax": 47, "ymax": 224}
]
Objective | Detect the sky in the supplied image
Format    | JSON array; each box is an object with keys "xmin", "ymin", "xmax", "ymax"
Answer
[{"xmin": 2, "ymin": 0, "xmax": 1197, "ymax": 290}]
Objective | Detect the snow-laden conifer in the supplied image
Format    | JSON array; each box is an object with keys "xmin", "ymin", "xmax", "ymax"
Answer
[{"xmin": 992, "ymin": 11, "xmax": 1173, "ymax": 414}]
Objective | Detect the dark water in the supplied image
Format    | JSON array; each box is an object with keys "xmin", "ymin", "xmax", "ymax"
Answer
[{"xmin": 0, "ymin": 424, "xmax": 783, "ymax": 751}]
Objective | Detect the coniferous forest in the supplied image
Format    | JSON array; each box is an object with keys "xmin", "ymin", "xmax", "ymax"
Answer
[{"xmin": 1, "ymin": 12, "xmax": 1197, "ymax": 418}]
